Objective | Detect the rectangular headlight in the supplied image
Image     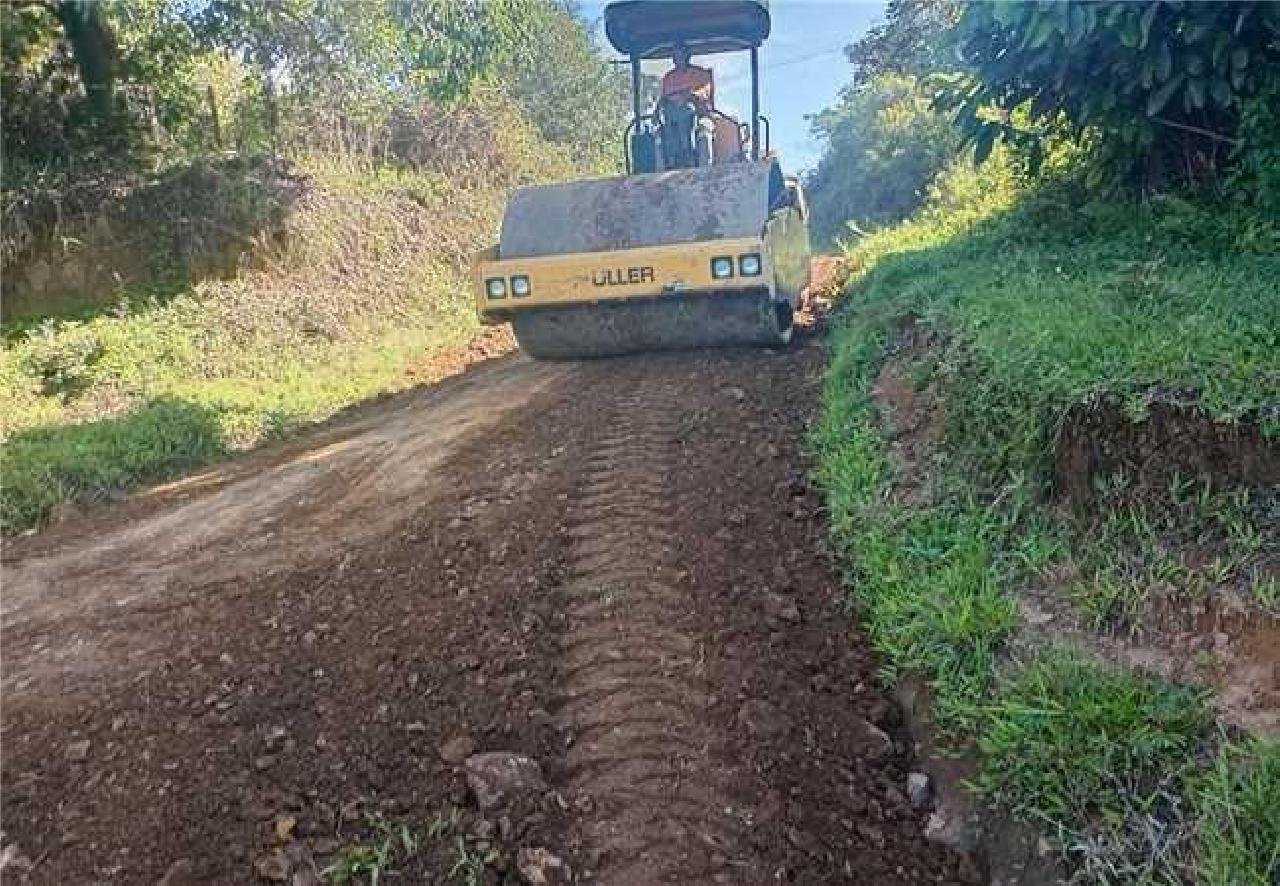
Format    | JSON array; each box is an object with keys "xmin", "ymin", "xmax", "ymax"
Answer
[
  {"xmin": 510, "ymin": 275, "xmax": 531, "ymax": 297},
  {"xmin": 485, "ymin": 277, "xmax": 507, "ymax": 298},
  {"xmin": 738, "ymin": 253, "xmax": 762, "ymax": 277},
  {"xmin": 711, "ymin": 256, "xmax": 734, "ymax": 279}
]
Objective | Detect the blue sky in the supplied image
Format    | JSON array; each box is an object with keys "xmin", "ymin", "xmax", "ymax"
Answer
[{"xmin": 581, "ymin": 1, "xmax": 885, "ymax": 171}]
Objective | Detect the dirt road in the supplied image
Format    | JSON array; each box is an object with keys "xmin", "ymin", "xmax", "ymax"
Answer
[{"xmin": 2, "ymin": 325, "xmax": 972, "ymax": 884}]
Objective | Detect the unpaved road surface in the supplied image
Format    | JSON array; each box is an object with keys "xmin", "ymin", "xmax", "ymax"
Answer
[{"xmin": 2, "ymin": 326, "xmax": 973, "ymax": 884}]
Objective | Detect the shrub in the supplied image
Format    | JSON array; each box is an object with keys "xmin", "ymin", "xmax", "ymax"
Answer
[
  {"xmin": 1232, "ymin": 73, "xmax": 1280, "ymax": 214},
  {"xmin": 19, "ymin": 320, "xmax": 106, "ymax": 398},
  {"xmin": 938, "ymin": 1, "xmax": 1280, "ymax": 192}
]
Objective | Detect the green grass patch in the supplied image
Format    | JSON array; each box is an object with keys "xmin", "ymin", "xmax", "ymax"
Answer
[
  {"xmin": 1, "ymin": 157, "xmax": 491, "ymax": 533},
  {"xmin": 1066, "ymin": 480, "xmax": 1276, "ymax": 634},
  {"xmin": 850, "ymin": 170, "xmax": 1279, "ymax": 489},
  {"xmin": 980, "ymin": 652, "xmax": 1210, "ymax": 882},
  {"xmin": 0, "ymin": 316, "xmax": 474, "ymax": 532},
  {"xmin": 813, "ymin": 298, "xmax": 1026, "ymax": 735},
  {"xmin": 1193, "ymin": 738, "xmax": 1280, "ymax": 886},
  {"xmin": 816, "ymin": 158, "xmax": 1278, "ymax": 880}
]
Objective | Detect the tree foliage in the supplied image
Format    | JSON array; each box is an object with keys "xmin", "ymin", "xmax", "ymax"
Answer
[
  {"xmin": 805, "ymin": 3, "xmax": 969, "ymax": 245},
  {"xmin": 1, "ymin": 0, "xmax": 626, "ymax": 181},
  {"xmin": 806, "ymin": 74, "xmax": 961, "ymax": 245},
  {"xmin": 498, "ymin": 1, "xmax": 629, "ymax": 169},
  {"xmin": 844, "ymin": 0, "xmax": 962, "ymax": 86},
  {"xmin": 937, "ymin": 1, "xmax": 1280, "ymax": 190}
]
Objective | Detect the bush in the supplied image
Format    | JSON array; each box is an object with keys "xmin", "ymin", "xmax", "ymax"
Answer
[
  {"xmin": 19, "ymin": 320, "xmax": 105, "ymax": 398},
  {"xmin": 940, "ymin": 1, "xmax": 1280, "ymax": 192},
  {"xmin": 1232, "ymin": 74, "xmax": 1280, "ymax": 214}
]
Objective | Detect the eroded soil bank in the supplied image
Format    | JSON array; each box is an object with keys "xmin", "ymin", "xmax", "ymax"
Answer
[{"xmin": 2, "ymin": 325, "xmax": 972, "ymax": 884}]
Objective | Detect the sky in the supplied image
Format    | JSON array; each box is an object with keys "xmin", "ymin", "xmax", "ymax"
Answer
[{"xmin": 581, "ymin": 1, "xmax": 885, "ymax": 172}]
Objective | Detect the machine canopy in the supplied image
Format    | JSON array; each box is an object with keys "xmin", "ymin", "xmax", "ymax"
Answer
[{"xmin": 604, "ymin": 0, "xmax": 770, "ymax": 59}]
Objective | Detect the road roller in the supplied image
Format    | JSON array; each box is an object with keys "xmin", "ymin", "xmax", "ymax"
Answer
[{"xmin": 474, "ymin": 0, "xmax": 811, "ymax": 359}]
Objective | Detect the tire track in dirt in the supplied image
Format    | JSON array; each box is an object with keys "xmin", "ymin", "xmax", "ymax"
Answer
[{"xmin": 555, "ymin": 376, "xmax": 759, "ymax": 885}]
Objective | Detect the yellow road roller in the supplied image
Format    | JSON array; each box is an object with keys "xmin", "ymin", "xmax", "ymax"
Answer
[{"xmin": 474, "ymin": 0, "xmax": 810, "ymax": 359}]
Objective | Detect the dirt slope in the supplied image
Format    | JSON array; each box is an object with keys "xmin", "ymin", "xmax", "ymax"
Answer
[{"xmin": 1, "ymin": 328, "xmax": 971, "ymax": 884}]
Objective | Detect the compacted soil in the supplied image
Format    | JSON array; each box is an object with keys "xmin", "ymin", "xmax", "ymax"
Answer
[{"xmin": 2, "ymin": 322, "xmax": 972, "ymax": 885}]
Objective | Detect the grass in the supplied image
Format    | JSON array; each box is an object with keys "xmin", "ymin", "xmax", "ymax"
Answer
[
  {"xmin": 323, "ymin": 806, "xmax": 505, "ymax": 885},
  {"xmin": 1193, "ymin": 739, "xmax": 1280, "ymax": 886},
  {"xmin": 1067, "ymin": 479, "xmax": 1276, "ymax": 634},
  {"xmin": 813, "ymin": 260, "xmax": 1053, "ymax": 735},
  {"xmin": 1, "ymin": 156, "xmax": 495, "ymax": 533},
  {"xmin": 849, "ymin": 166, "xmax": 1279, "ymax": 493},
  {"xmin": 979, "ymin": 652, "xmax": 1210, "ymax": 883},
  {"xmin": 324, "ymin": 813, "xmax": 422, "ymax": 885},
  {"xmin": 815, "ymin": 155, "xmax": 1279, "ymax": 881}
]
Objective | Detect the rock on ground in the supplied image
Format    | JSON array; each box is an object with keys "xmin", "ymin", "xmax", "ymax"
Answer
[{"xmin": 464, "ymin": 752, "xmax": 546, "ymax": 810}]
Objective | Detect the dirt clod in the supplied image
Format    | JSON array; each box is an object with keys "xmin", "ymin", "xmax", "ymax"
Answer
[
  {"xmin": 464, "ymin": 752, "xmax": 547, "ymax": 811},
  {"xmin": 440, "ymin": 735, "xmax": 476, "ymax": 764},
  {"xmin": 253, "ymin": 851, "xmax": 288, "ymax": 882},
  {"xmin": 908, "ymin": 772, "xmax": 931, "ymax": 809},
  {"xmin": 516, "ymin": 847, "xmax": 572, "ymax": 885},
  {"xmin": 273, "ymin": 815, "xmax": 296, "ymax": 843}
]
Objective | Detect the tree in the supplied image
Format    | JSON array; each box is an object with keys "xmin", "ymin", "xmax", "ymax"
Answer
[
  {"xmin": 497, "ymin": 1, "xmax": 629, "ymax": 169},
  {"xmin": 806, "ymin": 74, "xmax": 961, "ymax": 244},
  {"xmin": 51, "ymin": 1, "xmax": 117, "ymax": 121},
  {"xmin": 2, "ymin": 0, "xmax": 119, "ymax": 123},
  {"xmin": 2, "ymin": 0, "xmax": 629, "ymax": 176},
  {"xmin": 845, "ymin": 0, "xmax": 962, "ymax": 86},
  {"xmin": 937, "ymin": 1, "xmax": 1280, "ymax": 190}
]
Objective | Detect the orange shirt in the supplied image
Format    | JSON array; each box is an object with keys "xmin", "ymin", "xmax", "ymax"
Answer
[{"xmin": 661, "ymin": 64, "xmax": 714, "ymax": 109}]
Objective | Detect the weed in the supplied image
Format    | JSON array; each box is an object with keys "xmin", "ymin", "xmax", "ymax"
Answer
[
  {"xmin": 1063, "ymin": 478, "xmax": 1275, "ymax": 630},
  {"xmin": 1071, "ymin": 569, "xmax": 1144, "ymax": 634},
  {"xmin": 324, "ymin": 813, "xmax": 420, "ymax": 885},
  {"xmin": 18, "ymin": 320, "xmax": 105, "ymax": 399},
  {"xmin": 427, "ymin": 807, "xmax": 461, "ymax": 841},
  {"xmin": 448, "ymin": 835, "xmax": 498, "ymax": 886},
  {"xmin": 1249, "ymin": 573, "xmax": 1280, "ymax": 614}
]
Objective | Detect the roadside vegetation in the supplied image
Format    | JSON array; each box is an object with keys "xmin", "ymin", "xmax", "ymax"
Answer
[
  {"xmin": 1, "ymin": 0, "xmax": 627, "ymax": 533},
  {"xmin": 811, "ymin": 2, "xmax": 1278, "ymax": 882}
]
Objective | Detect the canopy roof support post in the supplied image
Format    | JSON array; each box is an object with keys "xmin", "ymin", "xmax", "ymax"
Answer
[
  {"xmin": 750, "ymin": 45, "xmax": 760, "ymax": 160},
  {"xmin": 630, "ymin": 55, "xmax": 642, "ymax": 123}
]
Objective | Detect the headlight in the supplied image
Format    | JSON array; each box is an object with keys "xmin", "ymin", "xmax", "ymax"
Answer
[
  {"xmin": 738, "ymin": 253, "xmax": 762, "ymax": 277},
  {"xmin": 711, "ymin": 256, "xmax": 734, "ymax": 279},
  {"xmin": 485, "ymin": 277, "xmax": 507, "ymax": 299},
  {"xmin": 510, "ymin": 275, "xmax": 531, "ymax": 297}
]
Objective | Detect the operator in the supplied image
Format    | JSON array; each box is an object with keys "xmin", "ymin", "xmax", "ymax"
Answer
[
  {"xmin": 662, "ymin": 43, "xmax": 715, "ymax": 113},
  {"xmin": 660, "ymin": 43, "xmax": 741, "ymax": 165}
]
